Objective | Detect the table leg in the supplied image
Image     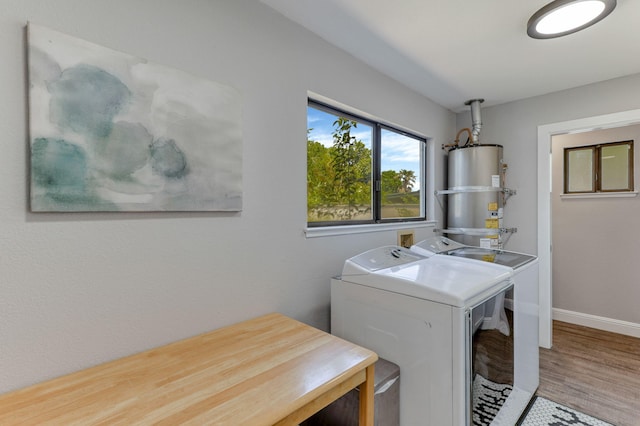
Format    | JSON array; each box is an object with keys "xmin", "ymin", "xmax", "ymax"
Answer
[{"xmin": 359, "ymin": 364, "xmax": 375, "ymax": 426}]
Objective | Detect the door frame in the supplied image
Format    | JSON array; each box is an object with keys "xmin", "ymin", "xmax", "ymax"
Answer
[{"xmin": 536, "ymin": 108, "xmax": 640, "ymax": 348}]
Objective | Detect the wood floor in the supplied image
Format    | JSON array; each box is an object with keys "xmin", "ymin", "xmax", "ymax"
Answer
[{"xmin": 537, "ymin": 321, "xmax": 640, "ymax": 426}]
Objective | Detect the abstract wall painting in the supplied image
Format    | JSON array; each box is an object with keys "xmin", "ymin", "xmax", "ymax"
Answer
[{"xmin": 28, "ymin": 23, "xmax": 243, "ymax": 212}]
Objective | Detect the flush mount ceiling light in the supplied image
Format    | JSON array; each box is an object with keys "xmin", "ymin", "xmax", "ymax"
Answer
[{"xmin": 527, "ymin": 0, "xmax": 616, "ymax": 39}]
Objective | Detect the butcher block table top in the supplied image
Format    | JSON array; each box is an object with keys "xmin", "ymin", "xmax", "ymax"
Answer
[{"xmin": 0, "ymin": 313, "xmax": 378, "ymax": 425}]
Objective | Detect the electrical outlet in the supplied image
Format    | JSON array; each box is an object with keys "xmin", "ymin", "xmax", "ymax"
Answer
[{"xmin": 397, "ymin": 230, "xmax": 415, "ymax": 248}]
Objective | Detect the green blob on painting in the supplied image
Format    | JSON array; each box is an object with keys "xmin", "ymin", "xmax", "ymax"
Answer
[
  {"xmin": 48, "ymin": 64, "xmax": 131, "ymax": 138},
  {"xmin": 150, "ymin": 138, "xmax": 189, "ymax": 179},
  {"xmin": 31, "ymin": 137, "xmax": 114, "ymax": 211},
  {"xmin": 93, "ymin": 121, "xmax": 153, "ymax": 181},
  {"xmin": 32, "ymin": 138, "xmax": 88, "ymax": 190}
]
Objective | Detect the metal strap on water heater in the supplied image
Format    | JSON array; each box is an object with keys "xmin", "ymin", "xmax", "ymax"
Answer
[
  {"xmin": 436, "ymin": 187, "xmax": 517, "ymax": 196},
  {"xmin": 434, "ymin": 187, "xmax": 517, "ymax": 212},
  {"xmin": 436, "ymin": 227, "xmax": 518, "ymax": 236}
]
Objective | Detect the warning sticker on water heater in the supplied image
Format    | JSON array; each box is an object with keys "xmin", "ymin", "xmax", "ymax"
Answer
[
  {"xmin": 480, "ymin": 236, "xmax": 499, "ymax": 249},
  {"xmin": 485, "ymin": 218, "xmax": 499, "ymax": 229},
  {"xmin": 488, "ymin": 202, "xmax": 498, "ymax": 211},
  {"xmin": 491, "ymin": 175, "xmax": 500, "ymax": 187}
]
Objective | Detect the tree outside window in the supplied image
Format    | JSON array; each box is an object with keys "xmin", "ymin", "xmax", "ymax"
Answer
[{"xmin": 307, "ymin": 100, "xmax": 425, "ymax": 225}]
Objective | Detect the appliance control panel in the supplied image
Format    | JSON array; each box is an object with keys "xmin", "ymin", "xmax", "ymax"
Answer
[
  {"xmin": 348, "ymin": 246, "xmax": 425, "ymax": 271},
  {"xmin": 414, "ymin": 236, "xmax": 466, "ymax": 253}
]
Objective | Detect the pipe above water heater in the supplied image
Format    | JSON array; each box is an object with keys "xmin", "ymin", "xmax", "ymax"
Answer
[
  {"xmin": 442, "ymin": 98, "xmax": 486, "ymax": 150},
  {"xmin": 464, "ymin": 98, "xmax": 484, "ymax": 145}
]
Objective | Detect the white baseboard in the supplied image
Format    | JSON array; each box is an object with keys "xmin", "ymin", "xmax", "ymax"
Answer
[{"xmin": 553, "ymin": 308, "xmax": 640, "ymax": 339}]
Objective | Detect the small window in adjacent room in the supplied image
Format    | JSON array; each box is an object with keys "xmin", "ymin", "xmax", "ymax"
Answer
[
  {"xmin": 307, "ymin": 99, "xmax": 426, "ymax": 226},
  {"xmin": 564, "ymin": 140, "xmax": 634, "ymax": 193}
]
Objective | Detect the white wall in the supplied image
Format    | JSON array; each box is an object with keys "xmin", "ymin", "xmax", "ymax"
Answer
[
  {"xmin": 552, "ymin": 125, "xmax": 640, "ymax": 324},
  {"xmin": 0, "ymin": 0, "xmax": 454, "ymax": 393}
]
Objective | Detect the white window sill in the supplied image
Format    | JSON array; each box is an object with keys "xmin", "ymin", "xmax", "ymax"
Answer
[
  {"xmin": 560, "ymin": 191, "xmax": 638, "ymax": 199},
  {"xmin": 305, "ymin": 220, "xmax": 437, "ymax": 238}
]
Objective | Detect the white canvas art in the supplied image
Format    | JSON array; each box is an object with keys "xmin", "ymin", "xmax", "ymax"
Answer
[{"xmin": 28, "ymin": 23, "xmax": 243, "ymax": 212}]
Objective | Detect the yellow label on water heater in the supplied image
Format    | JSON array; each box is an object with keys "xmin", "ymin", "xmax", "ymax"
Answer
[
  {"xmin": 485, "ymin": 218, "xmax": 499, "ymax": 229},
  {"xmin": 488, "ymin": 202, "xmax": 498, "ymax": 211}
]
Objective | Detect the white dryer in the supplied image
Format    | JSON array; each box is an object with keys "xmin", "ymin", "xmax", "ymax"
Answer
[
  {"xmin": 331, "ymin": 246, "xmax": 532, "ymax": 426},
  {"xmin": 411, "ymin": 236, "xmax": 540, "ymax": 402}
]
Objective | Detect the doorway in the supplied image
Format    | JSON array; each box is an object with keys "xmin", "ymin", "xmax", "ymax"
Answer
[{"xmin": 536, "ymin": 108, "xmax": 640, "ymax": 348}]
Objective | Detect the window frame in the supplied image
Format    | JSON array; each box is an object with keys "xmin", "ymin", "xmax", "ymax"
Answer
[
  {"xmin": 307, "ymin": 99, "xmax": 427, "ymax": 227},
  {"xmin": 564, "ymin": 140, "xmax": 634, "ymax": 194}
]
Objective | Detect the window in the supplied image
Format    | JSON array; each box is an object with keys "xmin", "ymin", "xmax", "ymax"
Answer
[
  {"xmin": 564, "ymin": 140, "xmax": 634, "ymax": 193},
  {"xmin": 307, "ymin": 100, "xmax": 426, "ymax": 226}
]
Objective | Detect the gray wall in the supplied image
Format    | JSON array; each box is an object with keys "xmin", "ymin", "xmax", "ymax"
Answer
[
  {"xmin": 0, "ymin": 0, "xmax": 454, "ymax": 393},
  {"xmin": 457, "ymin": 75, "xmax": 640, "ymax": 323},
  {"xmin": 552, "ymin": 125, "xmax": 640, "ymax": 324}
]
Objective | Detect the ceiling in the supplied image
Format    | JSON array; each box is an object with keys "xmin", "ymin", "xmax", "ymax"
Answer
[{"xmin": 260, "ymin": 0, "xmax": 640, "ymax": 112}]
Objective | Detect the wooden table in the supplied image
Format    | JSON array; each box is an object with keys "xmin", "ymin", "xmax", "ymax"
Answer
[{"xmin": 0, "ymin": 313, "xmax": 378, "ymax": 425}]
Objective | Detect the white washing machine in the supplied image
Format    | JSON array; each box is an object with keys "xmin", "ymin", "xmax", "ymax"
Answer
[{"xmin": 331, "ymin": 246, "xmax": 532, "ymax": 426}]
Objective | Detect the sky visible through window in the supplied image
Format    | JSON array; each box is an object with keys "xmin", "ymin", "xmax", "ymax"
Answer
[{"xmin": 307, "ymin": 106, "xmax": 422, "ymax": 190}]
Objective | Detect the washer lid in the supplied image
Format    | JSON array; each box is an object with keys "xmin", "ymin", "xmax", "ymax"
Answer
[
  {"xmin": 412, "ymin": 237, "xmax": 537, "ymax": 269},
  {"xmin": 447, "ymin": 247, "xmax": 536, "ymax": 269},
  {"xmin": 341, "ymin": 246, "xmax": 512, "ymax": 307}
]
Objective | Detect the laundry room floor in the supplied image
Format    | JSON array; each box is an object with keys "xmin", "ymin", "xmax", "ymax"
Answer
[{"xmin": 537, "ymin": 321, "xmax": 640, "ymax": 426}]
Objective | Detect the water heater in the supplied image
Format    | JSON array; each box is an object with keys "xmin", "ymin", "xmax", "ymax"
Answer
[{"xmin": 440, "ymin": 99, "xmax": 516, "ymax": 248}]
